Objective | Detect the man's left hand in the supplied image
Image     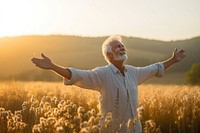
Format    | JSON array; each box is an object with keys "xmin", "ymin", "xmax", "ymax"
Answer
[{"xmin": 172, "ymin": 48, "xmax": 186, "ymax": 63}]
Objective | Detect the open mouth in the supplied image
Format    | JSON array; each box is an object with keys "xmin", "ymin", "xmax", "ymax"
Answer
[{"xmin": 119, "ymin": 51, "xmax": 126, "ymax": 55}]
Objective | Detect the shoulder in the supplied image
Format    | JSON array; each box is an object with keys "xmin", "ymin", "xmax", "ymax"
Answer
[
  {"xmin": 125, "ymin": 64, "xmax": 137, "ymax": 70},
  {"xmin": 125, "ymin": 64, "xmax": 140, "ymax": 74},
  {"xmin": 93, "ymin": 65, "xmax": 111, "ymax": 72},
  {"xmin": 91, "ymin": 65, "xmax": 110, "ymax": 79}
]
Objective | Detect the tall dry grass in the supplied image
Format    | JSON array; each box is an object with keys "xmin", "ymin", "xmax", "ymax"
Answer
[{"xmin": 0, "ymin": 81, "xmax": 199, "ymax": 133}]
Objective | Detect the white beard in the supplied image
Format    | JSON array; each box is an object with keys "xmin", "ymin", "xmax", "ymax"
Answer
[{"xmin": 113, "ymin": 51, "xmax": 128, "ymax": 61}]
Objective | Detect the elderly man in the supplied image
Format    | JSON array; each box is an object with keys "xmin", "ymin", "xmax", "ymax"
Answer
[{"xmin": 31, "ymin": 36, "xmax": 185, "ymax": 133}]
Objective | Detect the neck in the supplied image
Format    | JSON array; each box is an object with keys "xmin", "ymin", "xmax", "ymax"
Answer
[{"xmin": 111, "ymin": 60, "xmax": 125, "ymax": 75}]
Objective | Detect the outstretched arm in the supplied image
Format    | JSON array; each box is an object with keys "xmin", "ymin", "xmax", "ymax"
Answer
[
  {"xmin": 135, "ymin": 48, "xmax": 185, "ymax": 85},
  {"xmin": 31, "ymin": 53, "xmax": 72, "ymax": 80},
  {"xmin": 163, "ymin": 48, "xmax": 186, "ymax": 70}
]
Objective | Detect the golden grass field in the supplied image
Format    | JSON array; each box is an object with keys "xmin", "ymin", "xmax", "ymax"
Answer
[{"xmin": 0, "ymin": 81, "xmax": 200, "ymax": 133}]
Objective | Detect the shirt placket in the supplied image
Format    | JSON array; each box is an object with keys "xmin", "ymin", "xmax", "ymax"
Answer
[{"xmin": 124, "ymin": 72, "xmax": 134, "ymax": 119}]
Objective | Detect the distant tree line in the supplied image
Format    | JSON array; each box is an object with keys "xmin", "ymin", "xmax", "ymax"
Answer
[{"xmin": 186, "ymin": 63, "xmax": 200, "ymax": 85}]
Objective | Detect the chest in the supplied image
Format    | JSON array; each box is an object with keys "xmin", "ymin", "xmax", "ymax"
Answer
[{"xmin": 104, "ymin": 71, "xmax": 138, "ymax": 99}]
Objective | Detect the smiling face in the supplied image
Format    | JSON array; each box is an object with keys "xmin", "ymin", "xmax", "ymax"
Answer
[{"xmin": 109, "ymin": 40, "xmax": 128, "ymax": 62}]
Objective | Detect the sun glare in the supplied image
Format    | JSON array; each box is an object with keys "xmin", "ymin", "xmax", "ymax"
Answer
[
  {"xmin": 0, "ymin": 0, "xmax": 199, "ymax": 40},
  {"xmin": 0, "ymin": 0, "xmax": 50, "ymax": 37},
  {"xmin": 0, "ymin": 1, "xmax": 27, "ymax": 36}
]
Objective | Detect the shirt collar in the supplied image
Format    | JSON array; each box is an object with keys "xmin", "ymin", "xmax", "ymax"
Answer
[{"xmin": 109, "ymin": 63, "xmax": 127, "ymax": 74}]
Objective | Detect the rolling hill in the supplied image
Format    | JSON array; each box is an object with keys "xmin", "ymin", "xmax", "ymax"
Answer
[{"xmin": 0, "ymin": 35, "xmax": 199, "ymax": 84}]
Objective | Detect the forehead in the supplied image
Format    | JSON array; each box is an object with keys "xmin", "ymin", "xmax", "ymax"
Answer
[{"xmin": 110, "ymin": 40, "xmax": 124, "ymax": 47}]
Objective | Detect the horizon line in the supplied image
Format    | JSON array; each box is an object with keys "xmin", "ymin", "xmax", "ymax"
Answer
[{"xmin": 0, "ymin": 33, "xmax": 199, "ymax": 42}]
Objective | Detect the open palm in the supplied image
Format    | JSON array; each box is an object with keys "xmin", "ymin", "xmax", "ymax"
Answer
[
  {"xmin": 31, "ymin": 53, "xmax": 53, "ymax": 69},
  {"xmin": 173, "ymin": 48, "xmax": 186, "ymax": 63}
]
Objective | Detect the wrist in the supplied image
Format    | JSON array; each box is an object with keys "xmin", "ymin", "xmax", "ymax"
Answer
[
  {"xmin": 49, "ymin": 62, "xmax": 56, "ymax": 70},
  {"xmin": 171, "ymin": 56, "xmax": 178, "ymax": 64}
]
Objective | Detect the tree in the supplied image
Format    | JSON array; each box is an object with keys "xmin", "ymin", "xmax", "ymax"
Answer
[{"xmin": 186, "ymin": 63, "xmax": 200, "ymax": 85}]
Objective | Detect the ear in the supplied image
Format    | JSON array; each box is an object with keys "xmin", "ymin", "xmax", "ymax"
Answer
[{"xmin": 107, "ymin": 52, "xmax": 113, "ymax": 59}]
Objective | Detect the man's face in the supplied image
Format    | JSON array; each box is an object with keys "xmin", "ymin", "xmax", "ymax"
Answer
[{"xmin": 110, "ymin": 40, "xmax": 128, "ymax": 62}]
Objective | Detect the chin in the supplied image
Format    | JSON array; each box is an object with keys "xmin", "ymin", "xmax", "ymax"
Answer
[
  {"xmin": 121, "ymin": 54, "xmax": 128, "ymax": 61},
  {"xmin": 115, "ymin": 54, "xmax": 128, "ymax": 61}
]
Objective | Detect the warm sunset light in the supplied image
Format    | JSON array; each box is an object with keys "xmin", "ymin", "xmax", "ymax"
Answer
[
  {"xmin": 0, "ymin": 1, "xmax": 36, "ymax": 36},
  {"xmin": 0, "ymin": 1, "xmax": 200, "ymax": 133},
  {"xmin": 0, "ymin": 0, "xmax": 64, "ymax": 37},
  {"xmin": 0, "ymin": 0, "xmax": 200, "ymax": 40}
]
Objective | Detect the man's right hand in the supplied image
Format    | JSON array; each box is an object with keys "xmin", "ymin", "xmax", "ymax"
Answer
[
  {"xmin": 31, "ymin": 53, "xmax": 54, "ymax": 70},
  {"xmin": 32, "ymin": 53, "xmax": 72, "ymax": 80}
]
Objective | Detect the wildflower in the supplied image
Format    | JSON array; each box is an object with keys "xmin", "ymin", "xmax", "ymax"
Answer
[
  {"xmin": 32, "ymin": 125, "xmax": 41, "ymax": 133},
  {"xmin": 126, "ymin": 119, "xmax": 132, "ymax": 132},
  {"xmin": 31, "ymin": 95, "xmax": 35, "ymax": 103},
  {"xmin": 73, "ymin": 116, "xmax": 82, "ymax": 125},
  {"xmin": 66, "ymin": 100, "xmax": 71, "ymax": 105},
  {"xmin": 91, "ymin": 125, "xmax": 100, "ymax": 133},
  {"xmin": 80, "ymin": 121, "xmax": 89, "ymax": 128},
  {"xmin": 58, "ymin": 103, "xmax": 63, "ymax": 109},
  {"xmin": 45, "ymin": 96, "xmax": 51, "ymax": 102},
  {"xmin": 47, "ymin": 117, "xmax": 56, "ymax": 126},
  {"xmin": 58, "ymin": 117, "xmax": 65, "ymax": 125},
  {"xmin": 77, "ymin": 106, "xmax": 85, "ymax": 114},
  {"xmin": 44, "ymin": 102, "xmax": 50, "ymax": 107},
  {"xmin": 137, "ymin": 106, "xmax": 144, "ymax": 119},
  {"xmin": 22, "ymin": 102, "xmax": 28, "ymax": 110},
  {"xmin": 56, "ymin": 126, "xmax": 64, "ymax": 133},
  {"xmin": 88, "ymin": 116, "xmax": 95, "ymax": 126},
  {"xmin": 83, "ymin": 112, "xmax": 90, "ymax": 121},
  {"xmin": 59, "ymin": 100, "xmax": 66, "ymax": 105},
  {"xmin": 39, "ymin": 102, "xmax": 44, "ymax": 108},
  {"xmin": 40, "ymin": 117, "xmax": 46, "ymax": 124},
  {"xmin": 79, "ymin": 127, "xmax": 90, "ymax": 133},
  {"xmin": 52, "ymin": 96, "xmax": 58, "ymax": 101},
  {"xmin": 91, "ymin": 109, "xmax": 96, "ymax": 116},
  {"xmin": 72, "ymin": 104, "xmax": 77, "ymax": 109},
  {"xmin": 78, "ymin": 113, "xmax": 83, "ymax": 118},
  {"xmin": 104, "ymin": 113, "xmax": 113, "ymax": 128},
  {"xmin": 143, "ymin": 119, "xmax": 161, "ymax": 133},
  {"xmin": 0, "ymin": 107, "xmax": 5, "ymax": 111}
]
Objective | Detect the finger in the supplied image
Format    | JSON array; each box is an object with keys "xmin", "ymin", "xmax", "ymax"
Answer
[
  {"xmin": 41, "ymin": 53, "xmax": 47, "ymax": 59},
  {"xmin": 31, "ymin": 58, "xmax": 41, "ymax": 64},
  {"xmin": 181, "ymin": 53, "xmax": 186, "ymax": 58},
  {"xmin": 31, "ymin": 58, "xmax": 37, "ymax": 62},
  {"xmin": 178, "ymin": 49, "xmax": 185, "ymax": 54},
  {"xmin": 178, "ymin": 53, "xmax": 186, "ymax": 60},
  {"xmin": 173, "ymin": 48, "xmax": 177, "ymax": 53},
  {"xmin": 31, "ymin": 58, "xmax": 39, "ymax": 62},
  {"xmin": 35, "ymin": 64, "xmax": 41, "ymax": 68}
]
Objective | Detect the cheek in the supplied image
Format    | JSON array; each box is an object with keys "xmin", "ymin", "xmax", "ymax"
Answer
[
  {"xmin": 114, "ymin": 48, "xmax": 120, "ymax": 53},
  {"xmin": 108, "ymin": 53, "xmax": 114, "ymax": 59}
]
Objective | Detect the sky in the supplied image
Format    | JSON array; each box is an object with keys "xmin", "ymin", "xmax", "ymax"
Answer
[{"xmin": 0, "ymin": 0, "xmax": 199, "ymax": 41}]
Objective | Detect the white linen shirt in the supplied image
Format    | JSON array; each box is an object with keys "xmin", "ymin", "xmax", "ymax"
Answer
[{"xmin": 64, "ymin": 62, "xmax": 164, "ymax": 133}]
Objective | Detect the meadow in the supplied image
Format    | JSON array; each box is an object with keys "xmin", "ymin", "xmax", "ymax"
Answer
[{"xmin": 0, "ymin": 81, "xmax": 200, "ymax": 133}]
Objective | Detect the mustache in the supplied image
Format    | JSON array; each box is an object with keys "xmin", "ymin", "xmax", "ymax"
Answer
[
  {"xmin": 118, "ymin": 50, "xmax": 127, "ymax": 55},
  {"xmin": 120, "ymin": 49, "xmax": 126, "ymax": 52}
]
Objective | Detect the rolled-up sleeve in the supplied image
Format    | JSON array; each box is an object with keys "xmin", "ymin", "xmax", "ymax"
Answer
[
  {"xmin": 63, "ymin": 68, "xmax": 79, "ymax": 85},
  {"xmin": 63, "ymin": 67, "xmax": 103, "ymax": 91},
  {"xmin": 136, "ymin": 62, "xmax": 164, "ymax": 85}
]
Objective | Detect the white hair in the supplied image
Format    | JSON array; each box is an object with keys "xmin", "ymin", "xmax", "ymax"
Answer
[{"xmin": 102, "ymin": 35, "xmax": 122, "ymax": 63}]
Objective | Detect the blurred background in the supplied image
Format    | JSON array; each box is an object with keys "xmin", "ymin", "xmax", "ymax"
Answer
[{"xmin": 0, "ymin": 0, "xmax": 199, "ymax": 84}]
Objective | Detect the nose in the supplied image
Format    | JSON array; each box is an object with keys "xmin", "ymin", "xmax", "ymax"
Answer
[{"xmin": 120, "ymin": 45, "xmax": 126, "ymax": 51}]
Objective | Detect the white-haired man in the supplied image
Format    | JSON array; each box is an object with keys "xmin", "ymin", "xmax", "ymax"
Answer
[{"xmin": 31, "ymin": 36, "xmax": 185, "ymax": 133}]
